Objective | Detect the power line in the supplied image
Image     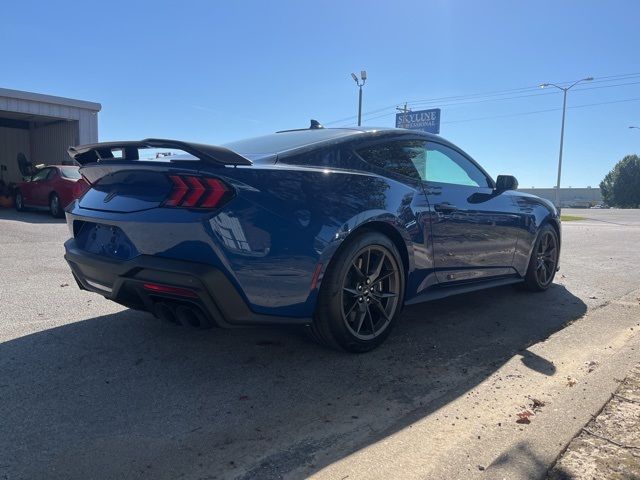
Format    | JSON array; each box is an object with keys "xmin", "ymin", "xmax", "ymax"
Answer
[
  {"xmin": 325, "ymin": 72, "xmax": 640, "ymax": 126},
  {"xmin": 406, "ymin": 80, "xmax": 640, "ymax": 110},
  {"xmin": 440, "ymin": 96, "xmax": 640, "ymax": 125},
  {"xmin": 345, "ymin": 95, "xmax": 640, "ymax": 126},
  {"xmin": 394, "ymin": 73, "xmax": 640, "ymax": 108}
]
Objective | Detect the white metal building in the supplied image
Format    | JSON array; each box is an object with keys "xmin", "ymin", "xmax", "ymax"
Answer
[
  {"xmin": 519, "ymin": 187, "xmax": 603, "ymax": 208},
  {"xmin": 0, "ymin": 88, "xmax": 101, "ymax": 184}
]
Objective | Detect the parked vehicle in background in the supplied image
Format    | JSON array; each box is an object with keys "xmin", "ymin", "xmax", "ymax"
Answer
[
  {"xmin": 14, "ymin": 165, "xmax": 89, "ymax": 217},
  {"xmin": 590, "ymin": 204, "xmax": 610, "ymax": 209},
  {"xmin": 63, "ymin": 126, "xmax": 561, "ymax": 352}
]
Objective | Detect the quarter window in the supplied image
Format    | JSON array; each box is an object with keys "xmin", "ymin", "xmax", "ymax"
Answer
[
  {"xmin": 357, "ymin": 141, "xmax": 423, "ymax": 180},
  {"xmin": 280, "ymin": 147, "xmax": 340, "ymax": 167}
]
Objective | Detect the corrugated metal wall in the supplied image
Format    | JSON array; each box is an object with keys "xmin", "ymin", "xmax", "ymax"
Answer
[
  {"xmin": 0, "ymin": 126, "xmax": 30, "ymax": 184},
  {"xmin": 30, "ymin": 121, "xmax": 79, "ymax": 165},
  {"xmin": 0, "ymin": 88, "xmax": 100, "ymax": 184},
  {"xmin": 78, "ymin": 110, "xmax": 98, "ymax": 144}
]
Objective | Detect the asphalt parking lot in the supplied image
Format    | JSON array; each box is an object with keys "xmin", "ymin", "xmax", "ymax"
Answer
[{"xmin": 1, "ymin": 208, "xmax": 639, "ymax": 480}]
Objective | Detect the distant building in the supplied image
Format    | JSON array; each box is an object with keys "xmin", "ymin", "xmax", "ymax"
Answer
[
  {"xmin": 518, "ymin": 187, "xmax": 603, "ymax": 208},
  {"xmin": 0, "ymin": 88, "xmax": 101, "ymax": 184}
]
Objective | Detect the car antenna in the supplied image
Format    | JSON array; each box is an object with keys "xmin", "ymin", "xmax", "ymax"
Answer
[{"xmin": 310, "ymin": 119, "xmax": 324, "ymax": 129}]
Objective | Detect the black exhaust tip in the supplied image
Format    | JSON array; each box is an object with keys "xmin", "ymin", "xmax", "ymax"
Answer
[
  {"xmin": 154, "ymin": 302, "xmax": 178, "ymax": 324},
  {"xmin": 175, "ymin": 305, "xmax": 211, "ymax": 329}
]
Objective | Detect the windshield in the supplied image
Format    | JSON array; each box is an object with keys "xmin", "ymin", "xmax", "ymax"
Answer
[{"xmin": 59, "ymin": 166, "xmax": 81, "ymax": 179}]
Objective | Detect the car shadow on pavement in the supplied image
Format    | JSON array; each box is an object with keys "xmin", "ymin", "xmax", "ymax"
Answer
[
  {"xmin": 0, "ymin": 283, "xmax": 586, "ymax": 479},
  {"xmin": 0, "ymin": 208, "xmax": 65, "ymax": 224}
]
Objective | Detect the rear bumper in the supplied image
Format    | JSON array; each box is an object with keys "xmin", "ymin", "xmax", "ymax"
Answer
[{"xmin": 64, "ymin": 239, "xmax": 311, "ymax": 327}]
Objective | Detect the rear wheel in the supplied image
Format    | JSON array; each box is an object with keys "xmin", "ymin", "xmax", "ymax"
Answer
[
  {"xmin": 310, "ymin": 231, "xmax": 404, "ymax": 352},
  {"xmin": 49, "ymin": 193, "xmax": 63, "ymax": 218},
  {"xmin": 522, "ymin": 224, "xmax": 559, "ymax": 291},
  {"xmin": 14, "ymin": 191, "xmax": 24, "ymax": 211}
]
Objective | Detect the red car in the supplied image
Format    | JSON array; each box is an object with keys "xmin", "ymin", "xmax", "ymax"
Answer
[{"xmin": 14, "ymin": 165, "xmax": 88, "ymax": 217}]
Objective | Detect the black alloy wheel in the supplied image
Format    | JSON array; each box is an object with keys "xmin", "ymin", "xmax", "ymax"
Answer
[
  {"xmin": 310, "ymin": 230, "xmax": 405, "ymax": 352},
  {"xmin": 523, "ymin": 224, "xmax": 559, "ymax": 291},
  {"xmin": 341, "ymin": 245, "xmax": 401, "ymax": 341}
]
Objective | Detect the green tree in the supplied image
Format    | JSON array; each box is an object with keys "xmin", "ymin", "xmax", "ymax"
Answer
[{"xmin": 599, "ymin": 154, "xmax": 640, "ymax": 208}]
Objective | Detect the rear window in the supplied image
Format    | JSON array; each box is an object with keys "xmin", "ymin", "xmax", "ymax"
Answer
[{"xmin": 59, "ymin": 167, "xmax": 81, "ymax": 179}]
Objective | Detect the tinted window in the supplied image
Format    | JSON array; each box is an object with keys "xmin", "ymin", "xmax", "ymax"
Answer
[
  {"xmin": 223, "ymin": 129, "xmax": 358, "ymax": 157},
  {"xmin": 59, "ymin": 167, "xmax": 81, "ymax": 179},
  {"xmin": 357, "ymin": 141, "xmax": 423, "ymax": 180},
  {"xmin": 424, "ymin": 143, "xmax": 490, "ymax": 187},
  {"xmin": 280, "ymin": 147, "xmax": 340, "ymax": 167},
  {"xmin": 31, "ymin": 168, "xmax": 51, "ymax": 181}
]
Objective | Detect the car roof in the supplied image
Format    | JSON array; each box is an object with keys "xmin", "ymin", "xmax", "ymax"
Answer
[{"xmin": 221, "ymin": 126, "xmax": 446, "ymax": 159}]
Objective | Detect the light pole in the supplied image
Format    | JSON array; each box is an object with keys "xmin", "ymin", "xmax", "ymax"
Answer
[
  {"xmin": 351, "ymin": 71, "xmax": 367, "ymax": 126},
  {"xmin": 540, "ymin": 77, "xmax": 593, "ymax": 209}
]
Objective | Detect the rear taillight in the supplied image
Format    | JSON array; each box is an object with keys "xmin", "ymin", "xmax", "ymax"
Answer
[{"xmin": 163, "ymin": 175, "xmax": 232, "ymax": 209}]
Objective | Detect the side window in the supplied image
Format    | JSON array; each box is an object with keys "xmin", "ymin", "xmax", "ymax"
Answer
[
  {"xmin": 357, "ymin": 141, "xmax": 424, "ymax": 180},
  {"xmin": 281, "ymin": 147, "xmax": 339, "ymax": 167},
  {"xmin": 424, "ymin": 144, "xmax": 490, "ymax": 188},
  {"xmin": 31, "ymin": 168, "xmax": 51, "ymax": 182}
]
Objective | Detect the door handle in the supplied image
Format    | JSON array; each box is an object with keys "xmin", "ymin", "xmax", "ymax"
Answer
[{"xmin": 434, "ymin": 203, "xmax": 458, "ymax": 213}]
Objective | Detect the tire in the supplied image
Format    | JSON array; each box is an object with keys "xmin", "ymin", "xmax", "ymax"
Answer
[
  {"xmin": 309, "ymin": 230, "xmax": 405, "ymax": 353},
  {"xmin": 49, "ymin": 193, "xmax": 63, "ymax": 218},
  {"xmin": 14, "ymin": 191, "xmax": 24, "ymax": 211},
  {"xmin": 522, "ymin": 224, "xmax": 559, "ymax": 291}
]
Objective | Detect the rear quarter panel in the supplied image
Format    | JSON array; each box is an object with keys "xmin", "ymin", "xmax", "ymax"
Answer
[
  {"xmin": 197, "ymin": 164, "xmax": 419, "ymax": 317},
  {"xmin": 54, "ymin": 177, "xmax": 78, "ymax": 208}
]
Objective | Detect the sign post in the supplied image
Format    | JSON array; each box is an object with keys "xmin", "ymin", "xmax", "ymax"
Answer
[{"xmin": 395, "ymin": 108, "xmax": 441, "ymax": 134}]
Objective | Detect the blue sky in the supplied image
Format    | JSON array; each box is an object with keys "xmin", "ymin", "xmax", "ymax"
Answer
[{"xmin": 2, "ymin": 0, "xmax": 639, "ymax": 187}]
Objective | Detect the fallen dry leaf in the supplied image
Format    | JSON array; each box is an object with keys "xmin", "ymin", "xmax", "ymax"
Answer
[
  {"xmin": 567, "ymin": 376, "xmax": 577, "ymax": 387},
  {"xmin": 516, "ymin": 410, "xmax": 534, "ymax": 424},
  {"xmin": 530, "ymin": 398, "xmax": 545, "ymax": 410}
]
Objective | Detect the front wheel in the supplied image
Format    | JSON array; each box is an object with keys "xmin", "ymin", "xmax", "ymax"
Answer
[
  {"xmin": 49, "ymin": 193, "xmax": 63, "ymax": 218},
  {"xmin": 310, "ymin": 231, "xmax": 405, "ymax": 353},
  {"xmin": 522, "ymin": 224, "xmax": 559, "ymax": 291},
  {"xmin": 14, "ymin": 191, "xmax": 24, "ymax": 211}
]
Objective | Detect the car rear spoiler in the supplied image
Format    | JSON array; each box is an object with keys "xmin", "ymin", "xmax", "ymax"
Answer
[{"xmin": 68, "ymin": 138, "xmax": 253, "ymax": 167}]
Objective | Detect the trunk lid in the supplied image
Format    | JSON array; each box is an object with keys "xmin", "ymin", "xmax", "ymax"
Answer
[
  {"xmin": 79, "ymin": 167, "xmax": 174, "ymax": 213},
  {"xmin": 70, "ymin": 139, "xmax": 249, "ymax": 213}
]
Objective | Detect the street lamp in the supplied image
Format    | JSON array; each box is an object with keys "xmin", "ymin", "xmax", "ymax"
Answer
[
  {"xmin": 540, "ymin": 77, "xmax": 593, "ymax": 209},
  {"xmin": 351, "ymin": 70, "xmax": 367, "ymax": 126}
]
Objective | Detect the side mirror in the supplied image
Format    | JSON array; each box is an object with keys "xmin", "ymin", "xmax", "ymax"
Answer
[{"xmin": 496, "ymin": 175, "xmax": 518, "ymax": 191}]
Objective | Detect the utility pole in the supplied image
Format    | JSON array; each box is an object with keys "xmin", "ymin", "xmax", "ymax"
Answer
[
  {"xmin": 396, "ymin": 103, "xmax": 411, "ymax": 128},
  {"xmin": 539, "ymin": 77, "xmax": 593, "ymax": 210},
  {"xmin": 350, "ymin": 71, "xmax": 367, "ymax": 126}
]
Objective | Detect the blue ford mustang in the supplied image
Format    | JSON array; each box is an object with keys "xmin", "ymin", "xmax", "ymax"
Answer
[{"xmin": 64, "ymin": 124, "xmax": 560, "ymax": 352}]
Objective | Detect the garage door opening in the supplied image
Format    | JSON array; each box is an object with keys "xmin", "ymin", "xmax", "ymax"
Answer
[{"xmin": 0, "ymin": 88, "xmax": 100, "ymax": 186}]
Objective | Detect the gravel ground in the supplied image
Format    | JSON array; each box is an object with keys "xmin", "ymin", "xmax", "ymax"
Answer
[{"xmin": 548, "ymin": 364, "xmax": 640, "ymax": 479}]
